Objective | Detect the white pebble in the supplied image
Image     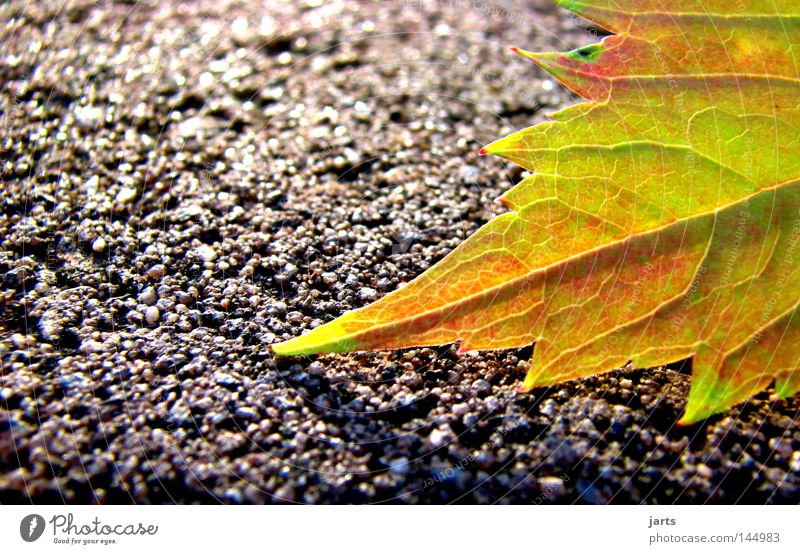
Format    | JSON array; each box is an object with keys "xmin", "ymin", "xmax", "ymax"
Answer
[
  {"xmin": 196, "ymin": 244, "xmax": 217, "ymax": 262},
  {"xmin": 359, "ymin": 287, "xmax": 378, "ymax": 301},
  {"xmin": 115, "ymin": 186, "xmax": 137, "ymax": 203},
  {"xmin": 145, "ymin": 306, "xmax": 160, "ymax": 325},
  {"xmin": 428, "ymin": 427, "xmax": 451, "ymax": 448},
  {"xmin": 92, "ymin": 237, "xmax": 107, "ymax": 252}
]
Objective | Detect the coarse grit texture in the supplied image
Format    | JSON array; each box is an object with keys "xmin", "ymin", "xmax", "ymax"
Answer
[{"xmin": 1, "ymin": 0, "xmax": 799, "ymax": 504}]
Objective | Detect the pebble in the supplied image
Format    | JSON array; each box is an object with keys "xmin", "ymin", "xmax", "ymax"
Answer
[
  {"xmin": 148, "ymin": 265, "xmax": 166, "ymax": 280},
  {"xmin": 539, "ymin": 476, "xmax": 566, "ymax": 498},
  {"xmin": 11, "ymin": 334, "xmax": 34, "ymax": 349},
  {"xmin": 92, "ymin": 237, "xmax": 107, "ymax": 252},
  {"xmin": 234, "ymin": 407, "xmax": 259, "ymax": 421},
  {"xmin": 213, "ymin": 371, "xmax": 240, "ymax": 388},
  {"xmin": 790, "ymin": 452, "xmax": 800, "ymax": 473},
  {"xmin": 695, "ymin": 463, "xmax": 713, "ymax": 480},
  {"xmin": 145, "ymin": 306, "xmax": 160, "ymax": 325},
  {"xmin": 115, "ymin": 186, "xmax": 137, "ymax": 204},
  {"xmin": 428, "ymin": 426, "xmax": 452, "ymax": 448},
  {"xmin": 196, "ymin": 244, "xmax": 217, "ymax": 262},
  {"xmin": 358, "ymin": 287, "xmax": 378, "ymax": 301},
  {"xmin": 38, "ymin": 310, "xmax": 61, "ymax": 341},
  {"xmin": 80, "ymin": 340, "xmax": 104, "ymax": 354},
  {"xmin": 74, "ymin": 105, "xmax": 104, "ymax": 129},
  {"xmin": 138, "ymin": 286, "xmax": 157, "ymax": 306},
  {"xmin": 321, "ymin": 272, "xmax": 338, "ymax": 285},
  {"xmin": 389, "ymin": 457, "xmax": 410, "ymax": 475}
]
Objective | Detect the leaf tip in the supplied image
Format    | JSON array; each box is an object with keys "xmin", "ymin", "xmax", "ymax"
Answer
[
  {"xmin": 676, "ymin": 414, "xmax": 703, "ymax": 427},
  {"xmin": 268, "ymin": 338, "xmax": 302, "ymax": 357},
  {"xmin": 516, "ymin": 382, "xmax": 534, "ymax": 394},
  {"xmin": 478, "ymin": 141, "xmax": 497, "ymax": 157},
  {"xmin": 510, "ymin": 46, "xmax": 537, "ymax": 61},
  {"xmin": 677, "ymin": 401, "xmax": 715, "ymax": 427}
]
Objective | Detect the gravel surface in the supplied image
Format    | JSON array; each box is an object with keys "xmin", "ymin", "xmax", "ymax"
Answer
[{"xmin": 1, "ymin": 0, "xmax": 799, "ymax": 504}]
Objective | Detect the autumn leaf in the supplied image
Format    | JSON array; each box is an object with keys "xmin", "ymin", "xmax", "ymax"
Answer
[{"xmin": 272, "ymin": 0, "xmax": 800, "ymax": 424}]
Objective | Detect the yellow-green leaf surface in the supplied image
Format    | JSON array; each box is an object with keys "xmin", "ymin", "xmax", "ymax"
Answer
[{"xmin": 272, "ymin": 0, "xmax": 800, "ymax": 424}]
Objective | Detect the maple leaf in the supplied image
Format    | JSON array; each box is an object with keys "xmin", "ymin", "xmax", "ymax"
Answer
[{"xmin": 272, "ymin": 0, "xmax": 800, "ymax": 424}]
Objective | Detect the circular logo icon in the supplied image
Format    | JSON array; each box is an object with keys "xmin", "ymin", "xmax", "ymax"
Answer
[{"xmin": 20, "ymin": 514, "xmax": 45, "ymax": 542}]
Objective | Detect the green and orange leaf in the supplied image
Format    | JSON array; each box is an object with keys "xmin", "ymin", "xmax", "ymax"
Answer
[{"xmin": 272, "ymin": 0, "xmax": 800, "ymax": 424}]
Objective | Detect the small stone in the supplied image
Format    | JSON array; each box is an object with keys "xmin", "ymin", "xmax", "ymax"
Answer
[
  {"xmin": 213, "ymin": 371, "xmax": 240, "ymax": 388},
  {"xmin": 147, "ymin": 264, "xmax": 166, "ymax": 280},
  {"xmin": 790, "ymin": 452, "xmax": 800, "ymax": 473},
  {"xmin": 398, "ymin": 371, "xmax": 423, "ymax": 388},
  {"xmin": 358, "ymin": 287, "xmax": 378, "ymax": 301},
  {"xmin": 452, "ymin": 403, "xmax": 469, "ymax": 416},
  {"xmin": 389, "ymin": 457, "xmax": 410, "ymax": 475},
  {"xmin": 155, "ymin": 355, "xmax": 174, "ymax": 370},
  {"xmin": 216, "ymin": 431, "xmax": 246, "ymax": 455},
  {"xmin": 539, "ymin": 476, "xmax": 566, "ymax": 498},
  {"xmin": 178, "ymin": 116, "xmax": 219, "ymax": 138},
  {"xmin": 473, "ymin": 379, "xmax": 491, "ymax": 394},
  {"xmin": 235, "ymin": 407, "xmax": 259, "ymax": 421},
  {"xmin": 196, "ymin": 244, "xmax": 217, "ymax": 262},
  {"xmin": 138, "ymin": 286, "xmax": 157, "ymax": 306},
  {"xmin": 92, "ymin": 237, "xmax": 107, "ymax": 252},
  {"xmin": 75, "ymin": 105, "xmax": 104, "ymax": 129},
  {"xmin": 540, "ymin": 399, "xmax": 557, "ymax": 417},
  {"xmin": 768, "ymin": 437, "xmax": 793, "ymax": 458},
  {"xmin": 321, "ymin": 272, "xmax": 338, "ymax": 285},
  {"xmin": 458, "ymin": 164, "xmax": 480, "ymax": 183},
  {"xmin": 116, "ymin": 186, "xmax": 137, "ymax": 203},
  {"xmin": 286, "ymin": 311, "xmax": 304, "ymax": 323},
  {"xmin": 429, "ymin": 426, "xmax": 452, "ymax": 448},
  {"xmin": 11, "ymin": 334, "xmax": 35, "ymax": 349},
  {"xmin": 576, "ymin": 419, "xmax": 597, "ymax": 436},
  {"xmin": 38, "ymin": 310, "xmax": 61, "ymax": 341},
  {"xmin": 696, "ymin": 463, "xmax": 713, "ymax": 480},
  {"xmin": 80, "ymin": 339, "xmax": 104, "ymax": 354},
  {"xmin": 145, "ymin": 306, "xmax": 160, "ymax": 325}
]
